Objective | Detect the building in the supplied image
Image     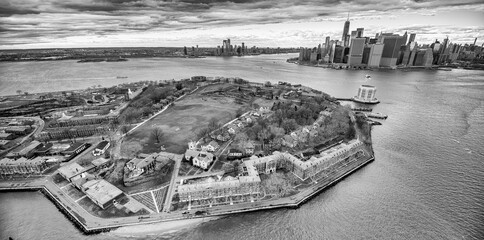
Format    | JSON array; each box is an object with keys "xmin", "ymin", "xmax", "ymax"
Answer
[
  {"xmin": 92, "ymin": 140, "xmax": 110, "ymax": 156},
  {"xmin": 368, "ymin": 43, "xmax": 384, "ymax": 67},
  {"xmin": 82, "ymin": 179, "xmax": 123, "ymax": 209},
  {"xmin": 5, "ymin": 126, "xmax": 30, "ymax": 135},
  {"xmin": 227, "ymin": 149, "xmax": 244, "ymax": 160},
  {"xmin": 63, "ymin": 142, "xmax": 89, "ymax": 160},
  {"xmin": 8, "ymin": 140, "xmax": 42, "ymax": 158},
  {"xmin": 0, "ymin": 133, "xmax": 15, "ymax": 140},
  {"xmin": 184, "ymin": 149, "xmax": 215, "ymax": 170},
  {"xmin": 125, "ymin": 155, "xmax": 157, "ymax": 178},
  {"xmin": 342, "ymin": 14, "xmax": 350, "ymax": 47},
  {"xmin": 348, "ymin": 38, "xmax": 366, "ymax": 66},
  {"xmin": 354, "ymin": 85, "xmax": 378, "ymax": 103},
  {"xmin": 380, "ymin": 34, "xmax": 407, "ymax": 67},
  {"xmin": 204, "ymin": 141, "xmax": 220, "ymax": 152},
  {"xmin": 57, "ymin": 162, "xmax": 88, "ymax": 181},
  {"xmin": 91, "ymin": 157, "xmax": 111, "ymax": 170},
  {"xmin": 0, "ymin": 156, "xmax": 52, "ymax": 175}
]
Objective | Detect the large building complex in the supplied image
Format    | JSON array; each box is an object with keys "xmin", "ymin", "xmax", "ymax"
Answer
[{"xmin": 177, "ymin": 139, "xmax": 365, "ymax": 205}]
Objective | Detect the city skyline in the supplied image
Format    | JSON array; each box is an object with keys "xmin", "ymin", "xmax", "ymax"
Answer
[{"xmin": 1, "ymin": 0, "xmax": 483, "ymax": 49}]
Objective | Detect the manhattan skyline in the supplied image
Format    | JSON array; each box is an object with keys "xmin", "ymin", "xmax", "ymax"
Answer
[{"xmin": 1, "ymin": 0, "xmax": 483, "ymax": 49}]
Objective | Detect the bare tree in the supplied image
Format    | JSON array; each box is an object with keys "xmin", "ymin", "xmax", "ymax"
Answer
[{"xmin": 151, "ymin": 128, "xmax": 164, "ymax": 144}]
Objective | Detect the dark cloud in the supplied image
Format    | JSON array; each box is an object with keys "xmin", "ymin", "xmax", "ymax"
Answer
[
  {"xmin": 0, "ymin": 0, "xmax": 483, "ymax": 48},
  {"xmin": 0, "ymin": 4, "xmax": 40, "ymax": 17}
]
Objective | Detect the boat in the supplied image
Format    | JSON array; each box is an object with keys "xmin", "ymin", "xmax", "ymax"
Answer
[
  {"xmin": 116, "ymin": 76, "xmax": 128, "ymax": 79},
  {"xmin": 365, "ymin": 74, "xmax": 371, "ymax": 79},
  {"xmin": 352, "ymin": 85, "xmax": 380, "ymax": 104},
  {"xmin": 366, "ymin": 112, "xmax": 388, "ymax": 119}
]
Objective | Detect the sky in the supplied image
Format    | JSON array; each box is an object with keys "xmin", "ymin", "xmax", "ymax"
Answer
[{"xmin": 0, "ymin": 0, "xmax": 483, "ymax": 49}]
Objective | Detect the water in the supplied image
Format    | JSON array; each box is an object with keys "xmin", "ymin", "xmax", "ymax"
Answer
[{"xmin": 1, "ymin": 55, "xmax": 483, "ymax": 240}]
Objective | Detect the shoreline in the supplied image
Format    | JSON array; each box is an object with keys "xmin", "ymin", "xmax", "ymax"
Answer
[{"xmin": 0, "ymin": 154, "xmax": 374, "ymax": 235}]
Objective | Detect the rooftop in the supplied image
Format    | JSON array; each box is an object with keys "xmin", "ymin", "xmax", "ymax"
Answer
[
  {"xmin": 57, "ymin": 162, "xmax": 86, "ymax": 179},
  {"xmin": 82, "ymin": 179, "xmax": 123, "ymax": 206}
]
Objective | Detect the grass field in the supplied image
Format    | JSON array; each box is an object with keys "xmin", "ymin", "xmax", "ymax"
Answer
[{"xmin": 122, "ymin": 84, "xmax": 247, "ymax": 155}]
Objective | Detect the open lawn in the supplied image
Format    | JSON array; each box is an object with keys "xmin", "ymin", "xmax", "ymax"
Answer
[{"xmin": 122, "ymin": 85, "xmax": 246, "ymax": 155}]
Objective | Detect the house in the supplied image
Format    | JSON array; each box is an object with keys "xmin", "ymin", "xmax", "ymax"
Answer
[
  {"xmin": 184, "ymin": 149, "xmax": 200, "ymax": 162},
  {"xmin": 193, "ymin": 152, "xmax": 214, "ymax": 170},
  {"xmin": 92, "ymin": 141, "xmax": 110, "ymax": 156},
  {"xmin": 125, "ymin": 155, "xmax": 157, "ymax": 178},
  {"xmin": 244, "ymin": 141, "xmax": 255, "ymax": 155},
  {"xmin": 205, "ymin": 140, "xmax": 220, "ymax": 152},
  {"xmin": 216, "ymin": 132, "xmax": 230, "ymax": 142},
  {"xmin": 236, "ymin": 121, "xmax": 245, "ymax": 128},
  {"xmin": 227, "ymin": 125, "xmax": 238, "ymax": 135},
  {"xmin": 34, "ymin": 143, "xmax": 54, "ymax": 156},
  {"xmin": 188, "ymin": 140, "xmax": 199, "ymax": 150},
  {"xmin": 227, "ymin": 149, "xmax": 244, "ymax": 160},
  {"xmin": 185, "ymin": 149, "xmax": 215, "ymax": 170}
]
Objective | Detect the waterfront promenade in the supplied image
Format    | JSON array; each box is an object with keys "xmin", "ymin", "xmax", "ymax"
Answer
[{"xmin": 0, "ymin": 153, "xmax": 374, "ymax": 233}]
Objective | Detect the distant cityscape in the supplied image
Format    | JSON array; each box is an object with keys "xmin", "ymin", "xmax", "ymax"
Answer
[
  {"xmin": 293, "ymin": 15, "xmax": 484, "ymax": 69},
  {"xmin": 0, "ymin": 41, "xmax": 299, "ymax": 62}
]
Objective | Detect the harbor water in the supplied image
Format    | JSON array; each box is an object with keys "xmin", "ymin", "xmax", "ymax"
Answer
[{"xmin": 0, "ymin": 54, "xmax": 483, "ymax": 239}]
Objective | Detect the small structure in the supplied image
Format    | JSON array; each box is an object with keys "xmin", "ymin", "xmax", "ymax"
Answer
[
  {"xmin": 92, "ymin": 140, "xmax": 110, "ymax": 156},
  {"xmin": 63, "ymin": 142, "xmax": 89, "ymax": 160},
  {"xmin": 125, "ymin": 155, "xmax": 156, "ymax": 178},
  {"xmin": 227, "ymin": 149, "xmax": 243, "ymax": 160},
  {"xmin": 57, "ymin": 162, "xmax": 87, "ymax": 182},
  {"xmin": 244, "ymin": 141, "xmax": 255, "ymax": 155},
  {"xmin": 205, "ymin": 140, "xmax": 220, "ymax": 152},
  {"xmin": 184, "ymin": 149, "xmax": 215, "ymax": 170},
  {"xmin": 82, "ymin": 179, "xmax": 123, "ymax": 209},
  {"xmin": 91, "ymin": 157, "xmax": 111, "ymax": 170}
]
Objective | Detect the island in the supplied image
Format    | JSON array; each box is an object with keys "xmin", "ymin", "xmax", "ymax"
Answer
[{"xmin": 0, "ymin": 76, "xmax": 375, "ymax": 234}]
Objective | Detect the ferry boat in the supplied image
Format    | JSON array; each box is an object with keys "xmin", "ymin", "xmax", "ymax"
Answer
[{"xmin": 352, "ymin": 85, "xmax": 380, "ymax": 104}]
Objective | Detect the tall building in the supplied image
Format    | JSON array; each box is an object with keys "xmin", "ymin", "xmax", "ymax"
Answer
[
  {"xmin": 362, "ymin": 45, "xmax": 371, "ymax": 65},
  {"xmin": 348, "ymin": 38, "xmax": 366, "ymax": 66},
  {"xmin": 368, "ymin": 43, "xmax": 384, "ymax": 67},
  {"xmin": 333, "ymin": 45, "xmax": 345, "ymax": 63},
  {"xmin": 380, "ymin": 34, "xmax": 407, "ymax": 67},
  {"xmin": 356, "ymin": 28, "xmax": 364, "ymax": 38},
  {"xmin": 241, "ymin": 42, "xmax": 245, "ymax": 54},
  {"xmin": 408, "ymin": 33, "xmax": 416, "ymax": 44},
  {"xmin": 342, "ymin": 13, "xmax": 350, "ymax": 47}
]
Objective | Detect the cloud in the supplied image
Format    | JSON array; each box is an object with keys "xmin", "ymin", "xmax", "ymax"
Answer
[{"xmin": 0, "ymin": 0, "xmax": 483, "ymax": 48}]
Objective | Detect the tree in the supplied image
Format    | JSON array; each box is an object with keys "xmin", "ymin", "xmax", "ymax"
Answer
[
  {"xmin": 264, "ymin": 81, "xmax": 272, "ymax": 87},
  {"xmin": 151, "ymin": 128, "xmax": 164, "ymax": 144},
  {"xmin": 207, "ymin": 117, "xmax": 220, "ymax": 131},
  {"xmin": 16, "ymin": 90, "xmax": 22, "ymax": 95},
  {"xmin": 175, "ymin": 82, "xmax": 183, "ymax": 91},
  {"xmin": 235, "ymin": 108, "xmax": 244, "ymax": 118},
  {"xmin": 196, "ymin": 127, "xmax": 211, "ymax": 141},
  {"xmin": 120, "ymin": 125, "xmax": 130, "ymax": 134}
]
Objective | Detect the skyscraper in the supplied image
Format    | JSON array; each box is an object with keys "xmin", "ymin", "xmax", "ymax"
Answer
[
  {"xmin": 348, "ymin": 38, "xmax": 366, "ymax": 66},
  {"xmin": 342, "ymin": 13, "xmax": 350, "ymax": 47},
  {"xmin": 368, "ymin": 43, "xmax": 384, "ymax": 67},
  {"xmin": 356, "ymin": 28, "xmax": 364, "ymax": 38},
  {"xmin": 380, "ymin": 34, "xmax": 407, "ymax": 67},
  {"xmin": 408, "ymin": 33, "xmax": 416, "ymax": 44}
]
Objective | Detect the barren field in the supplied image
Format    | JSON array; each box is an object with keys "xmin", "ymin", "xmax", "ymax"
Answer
[{"xmin": 122, "ymin": 84, "xmax": 248, "ymax": 155}]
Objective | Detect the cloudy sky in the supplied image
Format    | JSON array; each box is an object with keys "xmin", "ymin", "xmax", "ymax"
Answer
[{"xmin": 1, "ymin": 0, "xmax": 483, "ymax": 49}]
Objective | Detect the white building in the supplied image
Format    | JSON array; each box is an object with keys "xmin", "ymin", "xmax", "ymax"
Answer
[{"xmin": 354, "ymin": 85, "xmax": 379, "ymax": 104}]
